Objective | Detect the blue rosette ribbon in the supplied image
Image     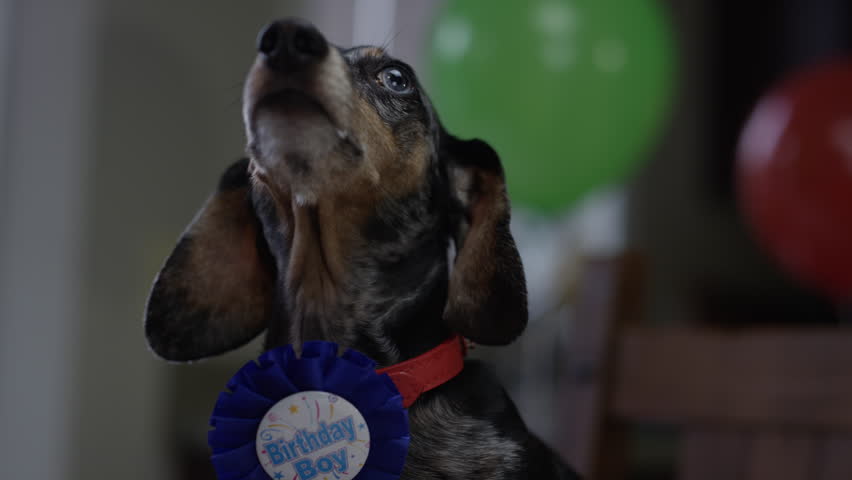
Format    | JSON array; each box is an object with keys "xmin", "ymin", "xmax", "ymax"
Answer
[{"xmin": 208, "ymin": 341, "xmax": 410, "ymax": 480}]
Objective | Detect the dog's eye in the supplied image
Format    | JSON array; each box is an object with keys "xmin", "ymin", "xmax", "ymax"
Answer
[{"xmin": 377, "ymin": 67, "xmax": 412, "ymax": 94}]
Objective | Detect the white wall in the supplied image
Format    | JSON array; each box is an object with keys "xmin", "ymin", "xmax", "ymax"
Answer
[{"xmin": 0, "ymin": 1, "xmax": 97, "ymax": 479}]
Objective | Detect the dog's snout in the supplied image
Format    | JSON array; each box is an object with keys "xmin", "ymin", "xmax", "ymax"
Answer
[{"xmin": 257, "ymin": 19, "xmax": 328, "ymax": 71}]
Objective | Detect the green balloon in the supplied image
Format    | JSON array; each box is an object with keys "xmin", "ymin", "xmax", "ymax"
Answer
[{"xmin": 428, "ymin": 0, "xmax": 675, "ymax": 212}]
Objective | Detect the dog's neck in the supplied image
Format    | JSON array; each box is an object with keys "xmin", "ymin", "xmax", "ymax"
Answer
[{"xmin": 255, "ymin": 185, "xmax": 452, "ymax": 367}]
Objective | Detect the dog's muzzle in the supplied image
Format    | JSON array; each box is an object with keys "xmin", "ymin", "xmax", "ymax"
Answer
[{"xmin": 244, "ymin": 18, "xmax": 360, "ymax": 204}]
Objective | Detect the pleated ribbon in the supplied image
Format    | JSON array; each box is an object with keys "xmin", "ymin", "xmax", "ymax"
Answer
[{"xmin": 208, "ymin": 341, "xmax": 410, "ymax": 480}]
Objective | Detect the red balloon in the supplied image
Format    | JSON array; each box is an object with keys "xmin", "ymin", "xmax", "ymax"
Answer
[{"xmin": 738, "ymin": 60, "xmax": 852, "ymax": 299}]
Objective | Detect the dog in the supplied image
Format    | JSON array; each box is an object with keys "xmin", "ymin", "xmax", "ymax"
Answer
[{"xmin": 144, "ymin": 18, "xmax": 580, "ymax": 480}]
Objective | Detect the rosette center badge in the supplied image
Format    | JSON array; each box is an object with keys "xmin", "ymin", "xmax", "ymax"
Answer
[{"xmin": 257, "ymin": 391, "xmax": 371, "ymax": 480}]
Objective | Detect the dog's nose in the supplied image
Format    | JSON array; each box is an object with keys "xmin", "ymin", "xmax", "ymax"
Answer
[{"xmin": 257, "ymin": 19, "xmax": 328, "ymax": 71}]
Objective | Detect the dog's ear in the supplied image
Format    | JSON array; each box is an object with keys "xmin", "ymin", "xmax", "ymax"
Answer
[
  {"xmin": 145, "ymin": 158, "xmax": 276, "ymax": 361},
  {"xmin": 443, "ymin": 136, "xmax": 528, "ymax": 345}
]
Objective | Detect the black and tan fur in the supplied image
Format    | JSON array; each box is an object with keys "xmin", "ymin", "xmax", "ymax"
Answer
[{"xmin": 145, "ymin": 18, "xmax": 579, "ymax": 480}]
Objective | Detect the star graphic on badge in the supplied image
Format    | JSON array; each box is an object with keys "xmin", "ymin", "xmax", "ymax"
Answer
[
  {"xmin": 289, "ymin": 405, "xmax": 299, "ymax": 414},
  {"xmin": 274, "ymin": 472, "xmax": 284, "ymax": 479}
]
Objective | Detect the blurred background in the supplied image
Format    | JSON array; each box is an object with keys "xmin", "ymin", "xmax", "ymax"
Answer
[{"xmin": 2, "ymin": 0, "xmax": 852, "ymax": 479}]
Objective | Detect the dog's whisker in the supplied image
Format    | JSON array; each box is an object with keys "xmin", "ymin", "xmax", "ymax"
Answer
[
  {"xmin": 212, "ymin": 78, "xmax": 247, "ymax": 111},
  {"xmin": 381, "ymin": 30, "xmax": 402, "ymax": 53},
  {"xmin": 226, "ymin": 95, "xmax": 243, "ymax": 110}
]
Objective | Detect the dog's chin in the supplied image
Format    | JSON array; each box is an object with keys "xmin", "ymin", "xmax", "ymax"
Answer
[
  {"xmin": 249, "ymin": 116, "xmax": 354, "ymax": 207},
  {"xmin": 246, "ymin": 90, "xmax": 365, "ymax": 206}
]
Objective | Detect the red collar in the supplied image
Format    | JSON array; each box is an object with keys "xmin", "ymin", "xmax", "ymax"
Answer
[{"xmin": 376, "ymin": 335, "xmax": 467, "ymax": 408}]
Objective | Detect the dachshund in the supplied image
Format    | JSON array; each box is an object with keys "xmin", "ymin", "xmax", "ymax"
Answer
[{"xmin": 144, "ymin": 18, "xmax": 580, "ymax": 480}]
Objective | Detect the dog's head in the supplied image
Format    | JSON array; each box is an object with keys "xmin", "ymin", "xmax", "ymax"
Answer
[
  {"xmin": 145, "ymin": 19, "xmax": 527, "ymax": 363},
  {"xmin": 242, "ymin": 19, "xmax": 433, "ymax": 207}
]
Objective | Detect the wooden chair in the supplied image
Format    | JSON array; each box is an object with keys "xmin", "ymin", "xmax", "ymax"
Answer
[{"xmin": 558, "ymin": 255, "xmax": 852, "ymax": 480}]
